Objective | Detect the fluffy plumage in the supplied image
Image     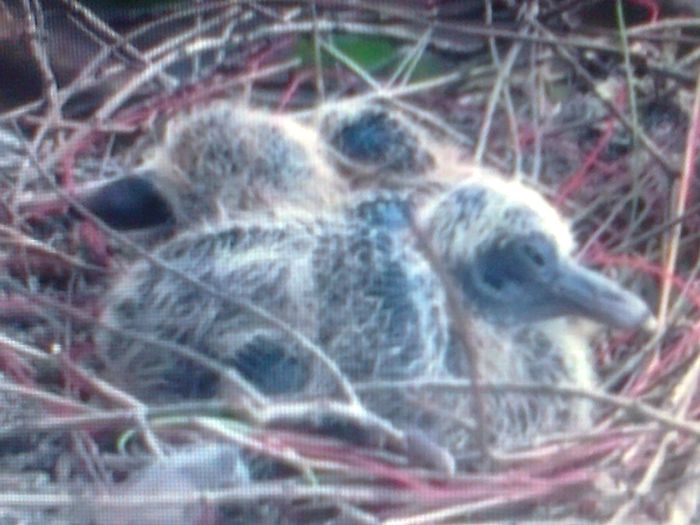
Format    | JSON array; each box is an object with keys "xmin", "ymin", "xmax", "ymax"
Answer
[
  {"xmin": 96, "ymin": 170, "xmax": 653, "ymax": 459},
  {"xmin": 318, "ymin": 102, "xmax": 464, "ymax": 188},
  {"xmin": 81, "ymin": 102, "xmax": 347, "ymax": 230},
  {"xmin": 80, "ymin": 102, "xmax": 464, "ymax": 231}
]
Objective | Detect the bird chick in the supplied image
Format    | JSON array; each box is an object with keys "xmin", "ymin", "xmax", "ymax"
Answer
[
  {"xmin": 318, "ymin": 101, "xmax": 464, "ymax": 189},
  {"xmin": 414, "ymin": 172, "xmax": 654, "ymax": 451},
  {"xmin": 80, "ymin": 102, "xmax": 347, "ymax": 231},
  {"xmin": 96, "ymin": 169, "xmax": 653, "ymax": 459}
]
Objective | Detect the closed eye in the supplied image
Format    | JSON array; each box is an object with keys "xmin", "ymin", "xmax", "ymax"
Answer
[
  {"xmin": 523, "ymin": 243, "xmax": 546, "ymax": 267},
  {"xmin": 467, "ymin": 233, "xmax": 558, "ymax": 301}
]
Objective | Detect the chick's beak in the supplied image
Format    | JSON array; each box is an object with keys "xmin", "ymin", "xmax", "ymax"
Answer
[{"xmin": 551, "ymin": 259, "xmax": 656, "ymax": 331}]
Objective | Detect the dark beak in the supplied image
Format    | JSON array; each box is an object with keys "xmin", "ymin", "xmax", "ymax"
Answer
[
  {"xmin": 551, "ymin": 259, "xmax": 656, "ymax": 331},
  {"xmin": 78, "ymin": 175, "xmax": 174, "ymax": 230}
]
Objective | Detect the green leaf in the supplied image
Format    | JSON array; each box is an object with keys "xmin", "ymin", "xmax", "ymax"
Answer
[{"xmin": 296, "ymin": 34, "xmax": 399, "ymax": 72}]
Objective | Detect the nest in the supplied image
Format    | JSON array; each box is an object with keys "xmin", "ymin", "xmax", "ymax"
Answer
[{"xmin": 0, "ymin": 1, "xmax": 699, "ymax": 523}]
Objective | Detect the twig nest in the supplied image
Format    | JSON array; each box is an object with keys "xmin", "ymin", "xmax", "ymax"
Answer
[
  {"xmin": 81, "ymin": 444, "xmax": 258, "ymax": 525},
  {"xmin": 0, "ymin": 125, "xmax": 25, "ymax": 173}
]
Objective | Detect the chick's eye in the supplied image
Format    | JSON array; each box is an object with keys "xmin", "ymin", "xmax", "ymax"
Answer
[
  {"xmin": 468, "ymin": 235, "xmax": 557, "ymax": 300},
  {"xmin": 523, "ymin": 243, "xmax": 546, "ymax": 267},
  {"xmin": 482, "ymin": 268, "xmax": 505, "ymax": 291}
]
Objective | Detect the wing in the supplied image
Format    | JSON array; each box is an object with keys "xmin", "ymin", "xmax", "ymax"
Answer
[
  {"xmin": 97, "ymin": 221, "xmax": 320, "ymax": 402},
  {"xmin": 312, "ymin": 205, "xmax": 451, "ymax": 382}
]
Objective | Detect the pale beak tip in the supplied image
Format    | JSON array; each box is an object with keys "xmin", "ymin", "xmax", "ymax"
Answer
[{"xmin": 641, "ymin": 314, "xmax": 659, "ymax": 334}]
